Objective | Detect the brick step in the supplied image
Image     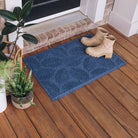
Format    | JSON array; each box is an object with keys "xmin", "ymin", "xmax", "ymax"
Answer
[{"xmin": 23, "ymin": 18, "xmax": 96, "ymax": 55}]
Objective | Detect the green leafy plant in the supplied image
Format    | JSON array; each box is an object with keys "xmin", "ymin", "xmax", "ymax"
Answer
[
  {"xmin": 7, "ymin": 55, "xmax": 35, "ymax": 107},
  {"xmin": 0, "ymin": 0, "xmax": 38, "ymax": 61},
  {"xmin": 0, "ymin": 60, "xmax": 13, "ymax": 88}
]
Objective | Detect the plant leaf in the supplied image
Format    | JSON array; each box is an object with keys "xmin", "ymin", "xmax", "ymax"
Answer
[
  {"xmin": 0, "ymin": 51, "xmax": 8, "ymax": 61},
  {"xmin": 5, "ymin": 22, "xmax": 16, "ymax": 26},
  {"xmin": 26, "ymin": 97, "xmax": 35, "ymax": 106},
  {"xmin": 20, "ymin": 0, "xmax": 34, "ymax": 19},
  {"xmin": 22, "ymin": 34, "xmax": 38, "ymax": 44},
  {"xmin": 0, "ymin": 10, "xmax": 17, "ymax": 21},
  {"xmin": 26, "ymin": 70, "xmax": 32, "ymax": 85},
  {"xmin": 0, "ymin": 60, "xmax": 13, "ymax": 83},
  {"xmin": 0, "ymin": 35, "xmax": 3, "ymax": 42},
  {"xmin": 20, "ymin": 66, "xmax": 26, "ymax": 87},
  {"xmin": 19, "ymin": 99, "xmax": 23, "ymax": 107},
  {"xmin": 13, "ymin": 7, "xmax": 21, "ymax": 20},
  {"xmin": 17, "ymin": 97, "xmax": 20, "ymax": 101},
  {"xmin": 30, "ymin": 101, "xmax": 35, "ymax": 106},
  {"xmin": 2, "ymin": 23, "xmax": 17, "ymax": 35},
  {"xmin": 0, "ymin": 42, "xmax": 7, "ymax": 51}
]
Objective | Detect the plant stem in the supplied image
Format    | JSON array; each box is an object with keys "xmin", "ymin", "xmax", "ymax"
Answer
[{"xmin": 9, "ymin": 44, "xmax": 15, "ymax": 59}]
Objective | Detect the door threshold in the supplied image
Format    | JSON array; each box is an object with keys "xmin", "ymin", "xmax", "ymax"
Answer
[{"xmin": 24, "ymin": 11, "xmax": 87, "ymax": 35}]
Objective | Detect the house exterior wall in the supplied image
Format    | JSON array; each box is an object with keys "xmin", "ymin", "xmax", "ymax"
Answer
[
  {"xmin": 0, "ymin": 0, "xmax": 115, "ymax": 34},
  {"xmin": 109, "ymin": 0, "xmax": 138, "ymax": 36},
  {"xmin": 0, "ymin": 0, "xmax": 115, "ymax": 54}
]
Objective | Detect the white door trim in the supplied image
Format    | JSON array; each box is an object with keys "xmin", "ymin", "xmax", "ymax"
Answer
[
  {"xmin": 109, "ymin": 0, "xmax": 138, "ymax": 37},
  {"xmin": 80, "ymin": 0, "xmax": 107, "ymax": 23}
]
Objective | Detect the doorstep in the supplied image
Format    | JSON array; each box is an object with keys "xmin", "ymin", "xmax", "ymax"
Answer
[{"xmin": 23, "ymin": 11, "xmax": 96, "ymax": 55}]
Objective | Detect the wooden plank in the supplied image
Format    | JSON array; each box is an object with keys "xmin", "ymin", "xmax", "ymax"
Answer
[
  {"xmin": 120, "ymin": 64, "xmax": 138, "ymax": 85},
  {"xmin": 135, "ymin": 34, "xmax": 138, "ymax": 38},
  {"xmin": 110, "ymin": 69, "xmax": 138, "ymax": 100},
  {"xmin": 87, "ymin": 81, "xmax": 138, "ymax": 137},
  {"xmin": 74, "ymin": 87, "xmax": 131, "ymax": 138},
  {"xmin": 106, "ymin": 24, "xmax": 138, "ymax": 55},
  {"xmin": 31, "ymin": 75, "xmax": 86, "ymax": 138},
  {"xmin": 5, "ymin": 98, "xmax": 40, "ymax": 138},
  {"xmin": 25, "ymin": 95, "xmax": 64, "ymax": 138},
  {"xmin": 113, "ymin": 42, "xmax": 138, "ymax": 70},
  {"xmin": 127, "ymin": 35, "xmax": 138, "ymax": 47},
  {"xmin": 59, "ymin": 94, "xmax": 110, "ymax": 138},
  {"xmin": 98, "ymin": 75, "xmax": 138, "ymax": 119},
  {"xmin": 70, "ymin": 35, "xmax": 82, "ymax": 40},
  {"xmin": 0, "ymin": 113, "xmax": 16, "ymax": 138}
]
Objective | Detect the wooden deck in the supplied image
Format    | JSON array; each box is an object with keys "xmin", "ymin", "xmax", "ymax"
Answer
[{"xmin": 0, "ymin": 24, "xmax": 138, "ymax": 138}]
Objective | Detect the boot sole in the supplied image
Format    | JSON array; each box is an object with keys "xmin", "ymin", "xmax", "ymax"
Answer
[{"xmin": 86, "ymin": 50, "xmax": 113, "ymax": 59}]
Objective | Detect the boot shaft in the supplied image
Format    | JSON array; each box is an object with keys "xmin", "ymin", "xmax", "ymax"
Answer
[
  {"xmin": 103, "ymin": 35, "xmax": 116, "ymax": 48},
  {"xmin": 98, "ymin": 35, "xmax": 116, "ymax": 54},
  {"xmin": 95, "ymin": 27, "xmax": 109, "ymax": 40}
]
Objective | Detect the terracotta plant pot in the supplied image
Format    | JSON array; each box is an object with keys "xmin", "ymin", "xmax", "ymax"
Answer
[{"xmin": 11, "ymin": 91, "xmax": 34, "ymax": 109}]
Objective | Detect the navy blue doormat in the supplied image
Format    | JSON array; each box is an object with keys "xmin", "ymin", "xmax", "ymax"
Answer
[{"xmin": 24, "ymin": 33, "xmax": 126, "ymax": 101}]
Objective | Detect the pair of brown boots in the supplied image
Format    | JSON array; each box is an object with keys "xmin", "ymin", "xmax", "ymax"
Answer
[{"xmin": 81, "ymin": 27, "xmax": 116, "ymax": 58}]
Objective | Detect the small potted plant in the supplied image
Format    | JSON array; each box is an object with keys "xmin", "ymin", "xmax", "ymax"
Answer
[
  {"xmin": 7, "ymin": 56, "xmax": 35, "ymax": 109},
  {"xmin": 0, "ymin": 60, "xmax": 13, "ymax": 113},
  {"xmin": 0, "ymin": 0, "xmax": 38, "ymax": 61}
]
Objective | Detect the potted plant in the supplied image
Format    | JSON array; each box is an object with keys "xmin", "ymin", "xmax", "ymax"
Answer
[
  {"xmin": 0, "ymin": 60, "xmax": 13, "ymax": 113},
  {"xmin": 7, "ymin": 55, "xmax": 35, "ymax": 109},
  {"xmin": 0, "ymin": 0, "xmax": 38, "ymax": 61}
]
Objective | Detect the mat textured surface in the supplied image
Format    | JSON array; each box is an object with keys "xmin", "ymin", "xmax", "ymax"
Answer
[{"xmin": 24, "ymin": 34, "xmax": 126, "ymax": 101}]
